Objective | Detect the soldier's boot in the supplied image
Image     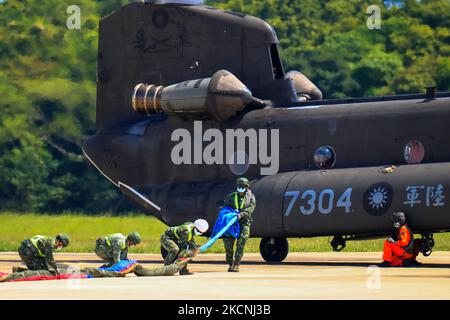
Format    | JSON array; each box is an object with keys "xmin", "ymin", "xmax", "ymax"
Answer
[
  {"xmin": 404, "ymin": 258, "xmax": 422, "ymax": 266},
  {"xmin": 179, "ymin": 269, "xmax": 194, "ymax": 275},
  {"xmin": 402, "ymin": 258, "xmax": 421, "ymax": 267},
  {"xmin": 12, "ymin": 266, "xmax": 28, "ymax": 273},
  {"xmin": 410, "ymin": 259, "xmax": 423, "ymax": 266},
  {"xmin": 179, "ymin": 266, "xmax": 194, "ymax": 275},
  {"xmin": 228, "ymin": 262, "xmax": 235, "ymax": 272},
  {"xmin": 378, "ymin": 260, "xmax": 391, "ymax": 267},
  {"xmin": 99, "ymin": 263, "xmax": 114, "ymax": 268},
  {"xmin": 231, "ymin": 263, "xmax": 240, "ymax": 272}
]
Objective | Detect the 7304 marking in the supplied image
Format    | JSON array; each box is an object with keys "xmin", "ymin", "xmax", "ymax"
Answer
[{"xmin": 284, "ymin": 188, "xmax": 353, "ymax": 216}]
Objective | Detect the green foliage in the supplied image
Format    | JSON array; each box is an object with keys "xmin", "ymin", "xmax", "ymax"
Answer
[
  {"xmin": 0, "ymin": 213, "xmax": 168, "ymax": 253},
  {"xmin": 207, "ymin": 0, "xmax": 450, "ymax": 97},
  {"xmin": 0, "ymin": 0, "xmax": 448, "ymax": 213},
  {"xmin": 0, "ymin": 0, "xmax": 121, "ymax": 213}
]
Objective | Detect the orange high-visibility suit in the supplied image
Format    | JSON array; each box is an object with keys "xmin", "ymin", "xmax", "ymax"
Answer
[{"xmin": 382, "ymin": 225, "xmax": 418, "ymax": 266}]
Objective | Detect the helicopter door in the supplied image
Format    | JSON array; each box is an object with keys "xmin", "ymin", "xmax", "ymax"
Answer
[{"xmin": 250, "ymin": 172, "xmax": 297, "ymax": 238}]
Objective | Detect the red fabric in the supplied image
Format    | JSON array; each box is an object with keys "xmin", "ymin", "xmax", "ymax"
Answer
[
  {"xmin": 383, "ymin": 241, "xmax": 414, "ymax": 266},
  {"xmin": 0, "ymin": 272, "xmax": 8, "ymax": 282},
  {"xmin": 396, "ymin": 225, "xmax": 412, "ymax": 247},
  {"xmin": 118, "ymin": 263, "xmax": 139, "ymax": 274},
  {"xmin": 9, "ymin": 274, "xmax": 89, "ymax": 282}
]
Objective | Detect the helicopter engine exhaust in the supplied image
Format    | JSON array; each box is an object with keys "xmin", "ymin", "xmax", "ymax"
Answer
[
  {"xmin": 286, "ymin": 71, "xmax": 323, "ymax": 101},
  {"xmin": 131, "ymin": 70, "xmax": 254, "ymax": 122}
]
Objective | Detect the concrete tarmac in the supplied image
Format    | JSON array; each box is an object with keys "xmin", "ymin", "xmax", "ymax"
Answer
[{"xmin": 1, "ymin": 252, "xmax": 450, "ymax": 300}]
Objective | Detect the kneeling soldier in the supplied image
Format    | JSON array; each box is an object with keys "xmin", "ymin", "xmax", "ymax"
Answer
[
  {"xmin": 17, "ymin": 234, "xmax": 70, "ymax": 274},
  {"xmin": 160, "ymin": 219, "xmax": 209, "ymax": 275},
  {"xmin": 95, "ymin": 232, "xmax": 142, "ymax": 266}
]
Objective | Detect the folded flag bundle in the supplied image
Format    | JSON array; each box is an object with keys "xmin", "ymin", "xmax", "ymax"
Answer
[
  {"xmin": 98, "ymin": 259, "xmax": 139, "ymax": 273},
  {"xmin": 199, "ymin": 206, "xmax": 240, "ymax": 253}
]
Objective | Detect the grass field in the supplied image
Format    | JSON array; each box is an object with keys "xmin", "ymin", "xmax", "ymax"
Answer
[{"xmin": 0, "ymin": 213, "xmax": 449, "ymax": 254}]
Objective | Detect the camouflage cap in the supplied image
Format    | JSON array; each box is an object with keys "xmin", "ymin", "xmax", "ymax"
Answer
[
  {"xmin": 56, "ymin": 233, "xmax": 70, "ymax": 247},
  {"xmin": 235, "ymin": 177, "xmax": 250, "ymax": 188},
  {"xmin": 127, "ymin": 232, "xmax": 142, "ymax": 245}
]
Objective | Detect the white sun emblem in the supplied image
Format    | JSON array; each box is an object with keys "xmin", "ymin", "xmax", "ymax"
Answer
[{"xmin": 368, "ymin": 187, "xmax": 389, "ymax": 210}]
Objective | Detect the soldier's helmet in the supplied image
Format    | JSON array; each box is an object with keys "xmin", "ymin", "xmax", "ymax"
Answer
[
  {"xmin": 235, "ymin": 177, "xmax": 250, "ymax": 188},
  {"xmin": 194, "ymin": 219, "xmax": 209, "ymax": 234},
  {"xmin": 392, "ymin": 212, "xmax": 407, "ymax": 228},
  {"xmin": 127, "ymin": 232, "xmax": 142, "ymax": 245},
  {"xmin": 56, "ymin": 233, "xmax": 70, "ymax": 247}
]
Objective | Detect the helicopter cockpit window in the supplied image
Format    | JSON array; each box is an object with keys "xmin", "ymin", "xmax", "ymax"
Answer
[
  {"xmin": 404, "ymin": 140, "xmax": 425, "ymax": 164},
  {"xmin": 269, "ymin": 44, "xmax": 285, "ymax": 80},
  {"xmin": 314, "ymin": 146, "xmax": 336, "ymax": 169}
]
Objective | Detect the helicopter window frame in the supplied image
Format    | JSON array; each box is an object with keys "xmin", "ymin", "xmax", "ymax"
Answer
[
  {"xmin": 228, "ymin": 149, "xmax": 250, "ymax": 176},
  {"xmin": 269, "ymin": 44, "xmax": 285, "ymax": 80},
  {"xmin": 403, "ymin": 139, "xmax": 425, "ymax": 164},
  {"xmin": 313, "ymin": 145, "xmax": 337, "ymax": 170}
]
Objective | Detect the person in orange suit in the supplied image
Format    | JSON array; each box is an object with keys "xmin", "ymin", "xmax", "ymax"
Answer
[{"xmin": 380, "ymin": 212, "xmax": 421, "ymax": 267}]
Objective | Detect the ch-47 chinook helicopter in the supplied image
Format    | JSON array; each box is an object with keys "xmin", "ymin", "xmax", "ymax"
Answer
[{"xmin": 83, "ymin": 0, "xmax": 450, "ymax": 262}]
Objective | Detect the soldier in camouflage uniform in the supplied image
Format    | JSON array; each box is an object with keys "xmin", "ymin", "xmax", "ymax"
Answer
[
  {"xmin": 223, "ymin": 177, "xmax": 256, "ymax": 272},
  {"xmin": 94, "ymin": 232, "xmax": 142, "ymax": 266},
  {"xmin": 160, "ymin": 219, "xmax": 209, "ymax": 275},
  {"xmin": 17, "ymin": 234, "xmax": 70, "ymax": 274}
]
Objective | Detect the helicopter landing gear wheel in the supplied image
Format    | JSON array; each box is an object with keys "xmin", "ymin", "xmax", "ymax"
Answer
[
  {"xmin": 330, "ymin": 236, "xmax": 347, "ymax": 252},
  {"xmin": 260, "ymin": 238, "xmax": 289, "ymax": 262},
  {"xmin": 419, "ymin": 234, "xmax": 435, "ymax": 257}
]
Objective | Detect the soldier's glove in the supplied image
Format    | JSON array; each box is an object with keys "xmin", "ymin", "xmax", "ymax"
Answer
[{"xmin": 237, "ymin": 214, "xmax": 242, "ymax": 220}]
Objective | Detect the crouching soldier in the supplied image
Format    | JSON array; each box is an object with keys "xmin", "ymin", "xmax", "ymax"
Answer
[
  {"xmin": 95, "ymin": 232, "xmax": 142, "ymax": 267},
  {"xmin": 223, "ymin": 177, "xmax": 256, "ymax": 272},
  {"xmin": 380, "ymin": 212, "xmax": 420, "ymax": 267},
  {"xmin": 160, "ymin": 219, "xmax": 209, "ymax": 275},
  {"xmin": 17, "ymin": 234, "xmax": 70, "ymax": 274}
]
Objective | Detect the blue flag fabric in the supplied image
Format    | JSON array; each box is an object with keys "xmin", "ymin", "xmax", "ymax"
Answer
[
  {"xmin": 98, "ymin": 259, "xmax": 138, "ymax": 272},
  {"xmin": 211, "ymin": 206, "xmax": 240, "ymax": 239},
  {"xmin": 199, "ymin": 207, "xmax": 241, "ymax": 253}
]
